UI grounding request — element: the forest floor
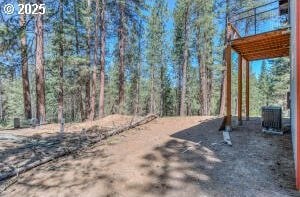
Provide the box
[0,116,299,197]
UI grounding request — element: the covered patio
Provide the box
[224,0,291,130]
[225,27,290,129]
[224,0,300,191]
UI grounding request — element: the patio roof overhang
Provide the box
[231,28,290,61]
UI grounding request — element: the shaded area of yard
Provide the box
[0,115,139,178]
[1,116,299,197]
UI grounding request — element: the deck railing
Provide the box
[229,0,290,38]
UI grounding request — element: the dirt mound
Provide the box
[0,115,137,138]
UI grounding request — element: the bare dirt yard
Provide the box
[0,116,299,197]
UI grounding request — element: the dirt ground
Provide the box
[1,116,299,197]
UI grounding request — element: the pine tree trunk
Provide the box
[85,76,91,119]
[79,87,84,120]
[57,0,64,123]
[99,0,106,118]
[198,32,211,116]
[19,0,32,120]
[71,96,75,120]
[177,71,181,116]
[180,5,189,117]
[219,0,229,116]
[199,58,209,115]
[160,36,165,116]
[197,54,201,115]
[150,64,155,114]
[186,65,191,116]
[134,21,142,115]
[90,0,100,120]
[134,61,140,115]
[73,1,85,121]
[180,60,187,116]
[198,33,213,116]
[207,63,213,114]
[85,0,91,120]
[160,65,164,116]
[35,0,46,123]
[195,12,203,116]
[219,70,226,115]
[118,0,126,114]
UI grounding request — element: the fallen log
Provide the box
[97,114,157,140]
[0,176,18,193]
[0,114,157,183]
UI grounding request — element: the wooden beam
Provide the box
[243,47,290,57]
[233,37,290,50]
[233,36,289,48]
[225,45,232,130]
[231,28,290,45]
[246,60,250,121]
[240,45,290,54]
[246,53,289,61]
[228,23,241,39]
[238,54,243,125]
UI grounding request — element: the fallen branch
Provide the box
[0,114,157,183]
[100,114,157,139]
[0,176,18,193]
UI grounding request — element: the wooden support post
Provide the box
[238,55,243,125]
[246,60,250,121]
[225,45,232,131]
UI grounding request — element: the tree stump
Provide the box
[13,118,20,129]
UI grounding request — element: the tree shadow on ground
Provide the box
[1,139,121,197]
[15,147,120,197]
[0,132,93,174]
[128,117,298,197]
[0,127,124,197]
